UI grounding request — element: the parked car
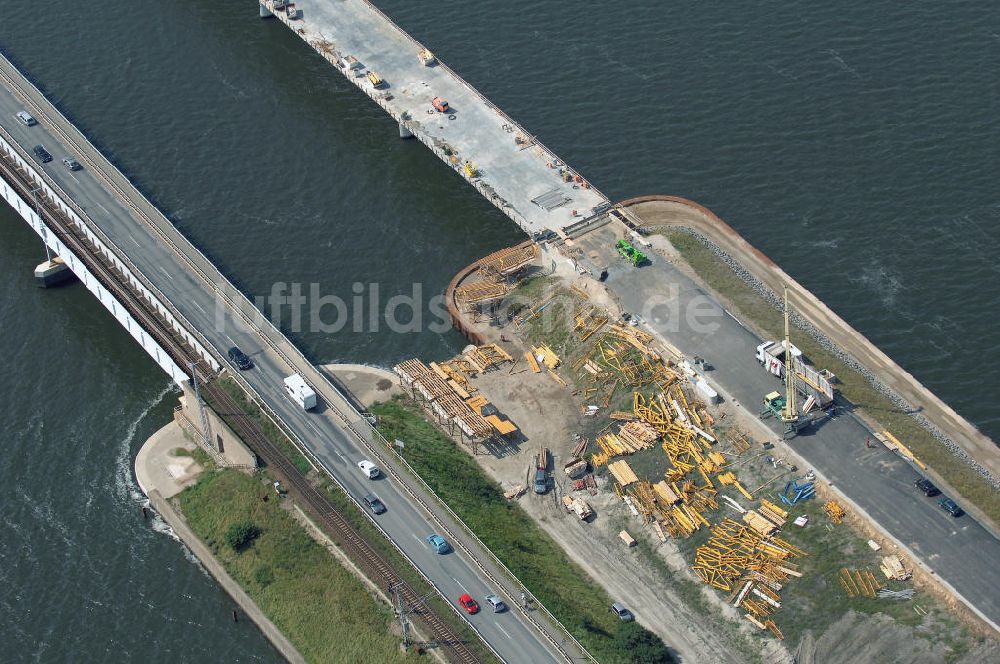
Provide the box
[458,593,479,615]
[357,459,380,479]
[363,493,386,515]
[426,533,450,554]
[16,110,36,126]
[227,346,253,370]
[533,468,547,494]
[485,594,506,613]
[938,497,963,517]
[32,144,52,163]
[62,156,81,171]
[610,602,634,621]
[914,478,940,497]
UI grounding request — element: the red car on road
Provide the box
[458,593,479,614]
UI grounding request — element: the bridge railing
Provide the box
[2,47,594,664]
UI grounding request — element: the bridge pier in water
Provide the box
[34,256,74,287]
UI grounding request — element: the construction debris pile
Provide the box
[824,500,846,524]
[591,421,659,465]
[879,554,912,581]
[692,518,807,640]
[394,344,518,449]
[572,322,680,408]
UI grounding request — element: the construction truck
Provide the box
[755,340,835,411]
[759,287,814,439]
[615,239,647,266]
[534,448,549,494]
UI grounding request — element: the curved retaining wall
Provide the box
[444,239,535,346]
[617,194,1000,489]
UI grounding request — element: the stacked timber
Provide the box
[607,460,639,486]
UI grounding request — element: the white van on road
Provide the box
[284,373,317,410]
[357,460,380,479]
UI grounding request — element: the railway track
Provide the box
[0,147,480,663]
[203,381,481,664]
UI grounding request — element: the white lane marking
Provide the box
[190,299,207,315]
[129,234,140,247]
[412,534,423,545]
[497,625,512,640]
[451,576,461,585]
[94,201,110,216]
[157,265,175,281]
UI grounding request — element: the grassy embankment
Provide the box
[660,230,1000,526]
[371,396,674,664]
[178,466,421,663]
[201,377,497,663]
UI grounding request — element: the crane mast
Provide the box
[782,286,797,423]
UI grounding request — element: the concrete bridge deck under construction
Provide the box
[259,0,610,237]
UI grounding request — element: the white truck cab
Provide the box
[284,373,317,410]
[755,340,801,377]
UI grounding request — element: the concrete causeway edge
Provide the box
[135,422,307,664]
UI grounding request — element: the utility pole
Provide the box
[190,362,215,452]
[390,582,410,649]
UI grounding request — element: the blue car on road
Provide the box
[426,533,450,554]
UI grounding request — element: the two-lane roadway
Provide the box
[0,62,567,663]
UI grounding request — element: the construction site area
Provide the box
[384,230,998,664]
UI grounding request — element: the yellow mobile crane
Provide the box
[761,286,808,439]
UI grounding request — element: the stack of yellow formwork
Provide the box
[607,459,639,487]
[531,344,560,369]
[839,568,882,598]
[574,304,609,342]
[743,510,777,536]
[725,427,753,454]
[758,500,788,528]
[824,500,846,524]
[692,518,807,593]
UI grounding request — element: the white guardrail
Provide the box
[1,53,594,663]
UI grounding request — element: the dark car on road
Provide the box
[914,478,940,497]
[33,144,52,163]
[939,497,963,517]
[227,346,253,370]
[363,493,386,515]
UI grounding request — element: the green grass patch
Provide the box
[371,396,675,664]
[661,230,1000,525]
[178,469,420,663]
[206,379,495,662]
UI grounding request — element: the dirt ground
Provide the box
[438,235,997,664]
[456,273,771,664]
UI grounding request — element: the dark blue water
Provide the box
[1,0,998,658]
